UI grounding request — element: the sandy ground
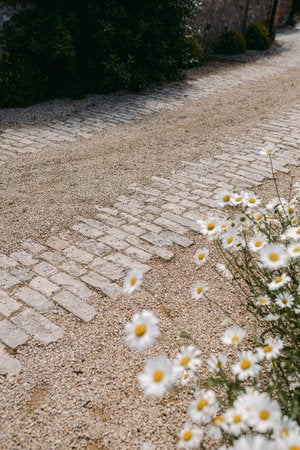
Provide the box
[0,168,298,450]
[0,66,299,253]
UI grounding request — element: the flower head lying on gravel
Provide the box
[125,310,159,351]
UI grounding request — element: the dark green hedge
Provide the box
[0,0,203,107]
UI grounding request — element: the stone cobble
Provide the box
[0,105,299,375]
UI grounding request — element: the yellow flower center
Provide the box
[227,237,234,244]
[241,359,251,370]
[197,253,205,260]
[290,446,300,450]
[249,198,256,204]
[223,195,230,202]
[263,345,272,353]
[256,215,263,221]
[130,276,137,286]
[282,297,288,304]
[197,399,208,410]
[213,415,224,425]
[281,428,289,436]
[183,372,189,380]
[183,431,193,441]
[275,276,282,283]
[293,247,300,253]
[269,253,279,262]
[291,218,297,224]
[180,356,191,366]
[259,410,270,420]
[217,361,223,369]
[197,287,203,295]
[233,415,241,423]
[153,370,164,382]
[232,336,239,343]
[297,228,300,235]
[255,241,262,247]
[260,298,267,304]
[288,207,294,214]
[135,324,147,337]
[266,149,272,154]
[207,223,215,231]
[235,196,243,202]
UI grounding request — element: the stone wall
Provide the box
[0,2,22,28]
[277,0,293,26]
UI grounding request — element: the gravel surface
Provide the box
[0,168,298,450]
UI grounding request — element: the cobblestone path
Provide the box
[0,29,299,163]
[0,102,299,376]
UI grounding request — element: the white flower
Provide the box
[288,373,300,391]
[268,273,291,290]
[231,351,260,380]
[207,353,227,373]
[236,213,251,227]
[189,390,218,424]
[252,210,266,223]
[221,327,246,345]
[198,218,220,236]
[222,231,239,249]
[192,281,207,301]
[223,408,248,436]
[206,416,225,440]
[229,434,273,450]
[256,337,283,361]
[287,243,300,258]
[125,310,159,351]
[249,234,267,252]
[174,346,202,372]
[245,192,261,208]
[177,423,203,449]
[177,369,194,386]
[124,269,143,294]
[193,248,209,266]
[260,142,275,156]
[216,263,233,280]
[217,191,233,207]
[260,244,289,270]
[275,431,300,450]
[256,295,271,306]
[231,193,245,206]
[244,393,282,433]
[273,416,300,440]
[275,292,294,309]
[138,357,174,397]
[264,313,280,322]
[284,226,300,241]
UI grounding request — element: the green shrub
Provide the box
[216,29,246,55]
[0,0,200,107]
[183,36,205,68]
[245,22,272,51]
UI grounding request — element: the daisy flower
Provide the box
[291,216,299,226]
[221,326,246,345]
[216,263,233,280]
[260,142,275,156]
[275,292,294,309]
[124,269,143,294]
[244,393,282,433]
[268,273,291,290]
[245,192,261,208]
[138,357,174,397]
[188,390,218,424]
[193,248,209,267]
[192,281,207,301]
[264,313,280,322]
[252,210,266,224]
[273,416,300,440]
[230,435,273,450]
[207,353,227,373]
[177,423,203,449]
[177,369,194,387]
[256,295,271,306]
[249,234,267,252]
[275,431,300,450]
[222,231,239,249]
[174,346,202,372]
[287,242,300,258]
[260,244,289,270]
[217,191,233,207]
[206,416,224,440]
[288,373,300,391]
[236,213,250,227]
[125,310,159,351]
[231,351,260,380]
[198,218,220,236]
[284,225,300,241]
[231,193,245,206]
[256,337,283,361]
[223,408,248,436]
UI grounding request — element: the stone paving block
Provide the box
[63,246,94,265]
[122,224,144,236]
[160,211,199,231]
[125,235,174,260]
[12,308,64,346]
[105,252,150,273]
[53,290,96,322]
[59,261,87,277]
[160,231,193,248]
[106,227,128,240]
[45,236,70,251]
[21,240,46,254]
[0,253,18,269]
[154,217,187,235]
[29,276,60,297]
[81,271,123,300]
[0,270,20,289]
[41,251,65,265]
[10,251,38,267]
[72,222,103,239]
[9,267,33,283]
[89,258,124,281]
[50,272,93,299]
[79,239,111,257]
[0,290,21,317]
[33,261,58,277]
[161,203,186,215]
[98,235,130,251]
[0,320,29,349]
[124,247,152,263]
[14,286,53,312]
[0,344,21,377]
